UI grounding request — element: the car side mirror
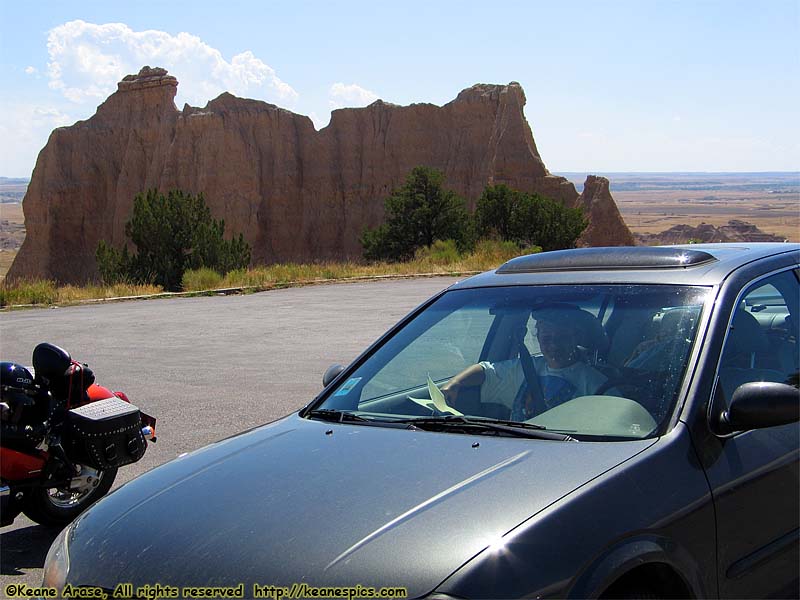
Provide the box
[322,364,345,388]
[720,381,799,431]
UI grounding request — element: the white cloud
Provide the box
[0,103,74,177]
[2,20,300,177]
[328,82,379,110]
[45,20,297,108]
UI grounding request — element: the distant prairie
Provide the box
[0,177,28,204]
[557,172,799,242]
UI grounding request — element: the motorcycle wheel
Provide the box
[21,465,117,527]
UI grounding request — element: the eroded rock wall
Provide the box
[9,68,634,284]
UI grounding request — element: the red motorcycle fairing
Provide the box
[82,383,115,405]
[0,446,47,480]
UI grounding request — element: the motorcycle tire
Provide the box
[21,466,117,527]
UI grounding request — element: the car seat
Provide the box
[718,309,785,403]
[625,307,700,372]
[569,308,610,367]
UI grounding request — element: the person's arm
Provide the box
[441,363,486,404]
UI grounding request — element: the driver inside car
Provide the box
[441,306,611,420]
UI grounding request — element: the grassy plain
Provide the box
[0,179,27,203]
[615,190,798,241]
[0,249,17,279]
[558,172,799,242]
[0,202,24,279]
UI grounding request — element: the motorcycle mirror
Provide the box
[32,343,72,381]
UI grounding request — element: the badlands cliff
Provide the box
[9,67,634,284]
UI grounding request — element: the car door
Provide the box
[704,268,799,598]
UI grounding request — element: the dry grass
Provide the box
[186,239,534,291]
[2,239,533,307]
[0,280,163,307]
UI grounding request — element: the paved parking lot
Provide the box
[0,276,460,588]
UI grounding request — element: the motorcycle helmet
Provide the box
[0,361,36,408]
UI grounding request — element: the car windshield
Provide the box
[318,284,712,440]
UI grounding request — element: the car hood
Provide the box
[67,414,654,597]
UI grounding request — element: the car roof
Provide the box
[451,243,800,289]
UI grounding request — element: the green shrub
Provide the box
[96,240,133,285]
[476,185,587,251]
[96,189,251,291]
[475,185,517,240]
[414,239,462,265]
[361,166,474,262]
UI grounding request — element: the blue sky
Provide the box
[1,0,798,177]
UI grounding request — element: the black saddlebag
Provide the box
[64,396,147,470]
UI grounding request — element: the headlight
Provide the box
[42,523,71,590]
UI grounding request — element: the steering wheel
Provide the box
[594,369,657,396]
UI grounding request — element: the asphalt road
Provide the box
[0,276,460,590]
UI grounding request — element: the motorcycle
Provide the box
[0,342,156,527]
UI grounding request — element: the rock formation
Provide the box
[577,176,635,247]
[636,220,786,246]
[9,67,634,284]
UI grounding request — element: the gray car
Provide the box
[42,244,799,599]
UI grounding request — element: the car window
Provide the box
[360,306,494,400]
[717,271,800,403]
[322,285,711,440]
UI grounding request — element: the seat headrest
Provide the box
[723,310,768,367]
[532,304,609,355]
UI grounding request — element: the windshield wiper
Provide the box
[393,415,577,441]
[306,408,370,423]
